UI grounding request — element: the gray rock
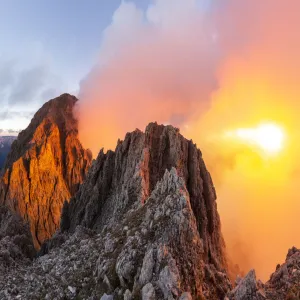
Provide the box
[139,247,155,285]
[0,123,233,300]
[179,292,193,300]
[124,289,132,300]
[231,270,258,300]
[100,293,113,300]
[68,286,76,294]
[159,265,180,298]
[142,283,156,300]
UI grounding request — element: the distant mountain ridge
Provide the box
[0,136,17,169]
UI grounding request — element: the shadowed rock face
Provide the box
[0,94,92,248]
[60,122,230,298]
[0,205,35,266]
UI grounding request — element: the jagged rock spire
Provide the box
[0,94,92,248]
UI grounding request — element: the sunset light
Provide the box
[228,123,285,154]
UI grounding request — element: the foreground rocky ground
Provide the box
[2,170,300,299]
[0,169,231,299]
[228,247,300,300]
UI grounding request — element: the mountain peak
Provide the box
[0,94,92,248]
[60,122,229,298]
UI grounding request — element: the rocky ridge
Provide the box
[61,122,227,276]
[0,94,92,248]
[0,122,232,299]
[228,247,300,300]
[1,100,299,299]
[0,168,231,299]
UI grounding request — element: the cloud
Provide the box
[0,46,66,132]
[8,65,49,105]
[0,110,35,121]
[77,0,300,281]
[0,128,20,136]
[0,58,62,108]
[78,0,219,151]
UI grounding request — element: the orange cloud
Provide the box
[78,0,300,281]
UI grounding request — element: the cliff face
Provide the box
[63,123,226,270]
[58,122,230,298]
[0,94,92,248]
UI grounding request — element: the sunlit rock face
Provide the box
[0,94,92,248]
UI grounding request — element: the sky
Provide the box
[0,0,150,134]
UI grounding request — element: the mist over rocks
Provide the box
[0,94,92,248]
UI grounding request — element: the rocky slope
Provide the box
[56,122,231,299]
[228,247,300,300]
[1,117,299,299]
[0,168,231,299]
[0,205,35,271]
[62,123,227,273]
[0,94,92,248]
[0,136,16,170]
[0,122,232,299]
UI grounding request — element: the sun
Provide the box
[229,123,285,154]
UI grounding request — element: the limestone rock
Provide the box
[0,205,35,272]
[142,283,156,300]
[229,270,261,300]
[62,122,227,273]
[0,122,231,299]
[0,168,231,299]
[0,94,92,248]
[265,247,300,299]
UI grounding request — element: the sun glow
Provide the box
[228,123,285,154]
